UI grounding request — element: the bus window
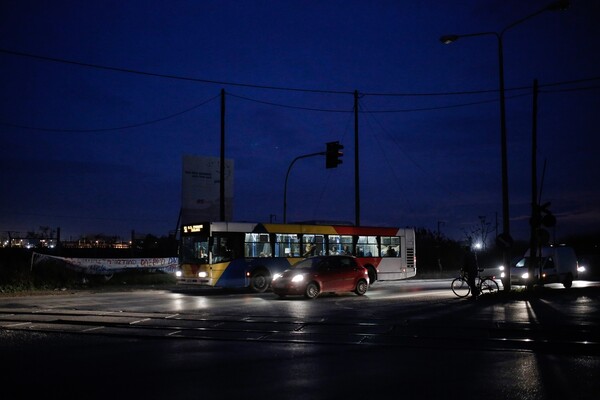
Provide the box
[357,235,379,257]
[302,234,325,257]
[381,236,400,257]
[328,234,353,255]
[212,233,244,263]
[212,236,230,262]
[244,233,272,257]
[181,236,208,263]
[275,233,300,257]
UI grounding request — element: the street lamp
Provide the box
[283,151,325,224]
[440,0,569,291]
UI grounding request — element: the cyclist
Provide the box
[463,244,479,300]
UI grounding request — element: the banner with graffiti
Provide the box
[31,253,179,275]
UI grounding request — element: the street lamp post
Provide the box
[440,0,569,291]
[283,152,325,224]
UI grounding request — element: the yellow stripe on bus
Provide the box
[210,262,229,283]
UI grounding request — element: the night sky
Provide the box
[1,0,599,243]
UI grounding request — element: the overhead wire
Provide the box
[3,47,597,97]
[0,48,354,95]
[359,98,464,202]
[227,92,352,113]
[0,47,597,134]
[0,93,220,133]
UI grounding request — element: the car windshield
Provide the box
[514,256,550,269]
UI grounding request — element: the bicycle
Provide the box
[451,268,499,298]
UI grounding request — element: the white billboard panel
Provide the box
[181,155,233,223]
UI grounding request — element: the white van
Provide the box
[508,246,578,288]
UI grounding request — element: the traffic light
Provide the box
[530,202,556,246]
[530,201,556,228]
[325,141,344,169]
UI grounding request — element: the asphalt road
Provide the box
[1,279,598,399]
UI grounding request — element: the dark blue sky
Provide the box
[1,0,599,242]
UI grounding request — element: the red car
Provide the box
[271,255,370,299]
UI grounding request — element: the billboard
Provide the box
[181,155,233,224]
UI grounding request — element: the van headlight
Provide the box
[521,272,529,280]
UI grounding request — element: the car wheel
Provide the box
[304,282,320,299]
[249,271,270,293]
[355,279,368,295]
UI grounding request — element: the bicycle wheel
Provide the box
[451,277,470,298]
[479,278,499,295]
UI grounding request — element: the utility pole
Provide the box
[437,220,445,238]
[529,79,539,285]
[220,88,225,221]
[354,90,360,227]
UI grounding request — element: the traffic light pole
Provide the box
[220,88,226,221]
[529,79,539,285]
[283,152,325,224]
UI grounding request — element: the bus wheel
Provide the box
[366,266,377,284]
[563,274,573,289]
[250,271,270,293]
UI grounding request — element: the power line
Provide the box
[0,93,220,133]
[228,92,352,113]
[229,91,535,114]
[4,47,597,97]
[1,84,596,134]
[0,48,353,95]
[2,87,593,134]
[541,84,600,94]
[359,99,463,201]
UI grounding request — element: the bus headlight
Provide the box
[198,271,207,278]
[175,270,182,278]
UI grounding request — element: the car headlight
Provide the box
[291,274,304,283]
[272,273,282,281]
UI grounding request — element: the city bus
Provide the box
[176,221,416,292]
